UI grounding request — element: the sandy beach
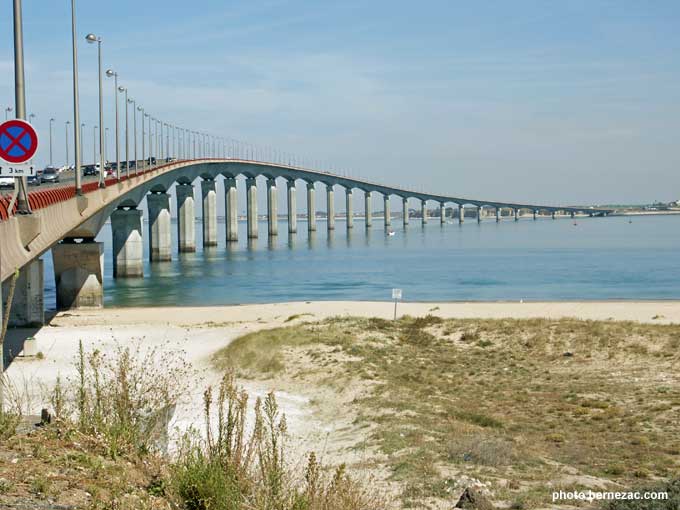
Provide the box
[7,299,680,425]
[4,300,680,508]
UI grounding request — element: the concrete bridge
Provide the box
[0,157,611,326]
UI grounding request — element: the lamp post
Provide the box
[105,127,109,163]
[137,106,144,170]
[65,120,70,167]
[49,117,54,166]
[106,69,120,180]
[129,98,136,174]
[119,86,128,176]
[85,33,105,188]
[79,123,84,165]
[92,125,97,169]
[4,106,12,120]
[70,0,82,193]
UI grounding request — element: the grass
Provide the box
[0,341,385,510]
[213,316,680,508]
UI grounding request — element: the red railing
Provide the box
[0,159,197,222]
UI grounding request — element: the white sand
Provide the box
[6,300,679,455]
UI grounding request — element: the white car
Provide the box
[0,175,15,189]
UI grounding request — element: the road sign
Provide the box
[0,119,39,164]
[392,288,402,300]
[0,162,35,177]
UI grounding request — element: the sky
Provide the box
[1,0,679,205]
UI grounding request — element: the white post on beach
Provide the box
[392,288,402,320]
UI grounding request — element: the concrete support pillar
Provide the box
[267,178,278,236]
[496,207,500,222]
[224,177,238,242]
[2,259,44,326]
[384,195,391,227]
[570,211,575,219]
[552,211,556,220]
[287,180,297,234]
[346,188,354,229]
[514,209,519,221]
[52,240,104,309]
[327,185,335,231]
[440,203,446,224]
[111,208,143,278]
[176,183,196,252]
[365,191,372,228]
[147,191,172,261]
[477,206,482,223]
[402,197,409,226]
[533,209,538,220]
[201,178,218,247]
[246,177,258,239]
[459,205,464,224]
[307,182,316,231]
[421,199,428,224]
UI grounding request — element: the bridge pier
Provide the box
[224,177,238,242]
[570,211,575,219]
[440,203,446,224]
[201,178,218,247]
[2,259,44,326]
[552,211,556,219]
[402,198,409,226]
[496,207,500,222]
[52,239,104,309]
[327,185,335,231]
[246,177,258,238]
[346,189,354,229]
[111,207,144,278]
[147,191,172,261]
[421,199,428,224]
[533,209,538,220]
[176,183,196,252]
[477,206,482,223]
[459,205,464,224]
[384,195,391,227]
[514,209,519,221]
[365,191,372,228]
[307,182,316,231]
[267,178,278,236]
[287,180,297,234]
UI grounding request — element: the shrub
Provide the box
[171,373,385,510]
[54,340,192,457]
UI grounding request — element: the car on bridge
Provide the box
[40,167,60,184]
[27,170,42,186]
[0,175,14,189]
[83,164,100,176]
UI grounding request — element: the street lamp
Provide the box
[106,69,120,179]
[79,123,85,166]
[70,0,82,194]
[86,32,105,188]
[49,117,54,166]
[137,106,144,170]
[105,127,109,163]
[92,125,97,169]
[119,85,129,177]
[64,120,71,167]
[128,97,136,174]
[4,106,12,120]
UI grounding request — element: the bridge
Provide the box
[0,155,611,327]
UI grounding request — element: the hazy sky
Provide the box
[1,0,679,205]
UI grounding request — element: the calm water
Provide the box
[40,214,680,308]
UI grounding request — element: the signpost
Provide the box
[0,119,39,176]
[392,288,402,320]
